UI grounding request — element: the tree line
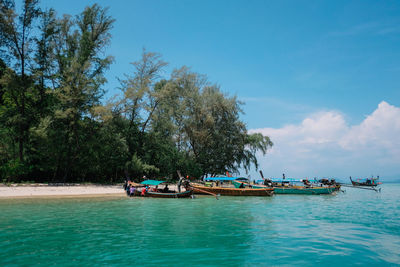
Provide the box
[0,0,272,183]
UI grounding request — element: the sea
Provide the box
[1,184,399,266]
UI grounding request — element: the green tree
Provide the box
[0,0,40,162]
[45,4,114,181]
[158,67,273,176]
[33,8,56,116]
[1,1,272,183]
[118,49,168,157]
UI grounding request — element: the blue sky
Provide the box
[40,0,400,180]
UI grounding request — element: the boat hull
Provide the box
[273,186,335,194]
[145,190,193,198]
[129,189,193,198]
[350,176,380,186]
[191,184,273,196]
[232,180,336,194]
[350,180,378,187]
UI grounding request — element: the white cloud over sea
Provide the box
[249,101,400,181]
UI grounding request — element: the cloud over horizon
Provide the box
[249,101,400,180]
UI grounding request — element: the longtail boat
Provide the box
[350,176,381,187]
[190,183,274,196]
[127,180,193,198]
[145,190,193,198]
[272,186,336,194]
[232,180,336,195]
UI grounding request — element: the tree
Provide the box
[1,2,272,183]
[33,8,56,116]
[45,4,115,181]
[0,0,40,162]
[118,49,168,157]
[158,67,273,176]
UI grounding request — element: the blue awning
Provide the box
[205,176,241,181]
[270,178,303,183]
[140,180,165,186]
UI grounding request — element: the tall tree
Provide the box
[1,2,272,183]
[0,0,40,162]
[158,67,273,176]
[48,4,114,181]
[33,8,56,115]
[118,50,167,157]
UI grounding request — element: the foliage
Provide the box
[0,1,273,183]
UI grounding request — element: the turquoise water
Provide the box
[1,184,400,266]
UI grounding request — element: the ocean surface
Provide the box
[1,184,399,266]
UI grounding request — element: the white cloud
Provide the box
[249,101,400,180]
[340,101,400,152]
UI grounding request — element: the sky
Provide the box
[40,0,400,181]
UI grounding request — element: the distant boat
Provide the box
[190,183,274,196]
[350,176,381,187]
[232,180,336,195]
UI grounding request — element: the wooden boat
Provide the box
[145,190,193,198]
[127,180,193,198]
[273,186,336,194]
[191,183,274,196]
[350,176,380,187]
[233,180,336,195]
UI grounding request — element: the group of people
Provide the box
[123,182,135,197]
[124,181,138,197]
[124,181,172,197]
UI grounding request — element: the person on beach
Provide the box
[129,187,136,196]
[123,180,127,190]
[141,187,146,196]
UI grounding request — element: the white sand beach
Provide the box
[0,184,181,198]
[0,184,126,198]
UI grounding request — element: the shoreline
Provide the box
[0,184,126,199]
[0,183,180,199]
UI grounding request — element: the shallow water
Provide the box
[1,184,399,266]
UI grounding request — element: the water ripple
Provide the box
[1,185,400,266]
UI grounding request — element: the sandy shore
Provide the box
[0,184,181,198]
[0,184,126,198]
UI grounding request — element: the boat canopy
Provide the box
[205,176,241,181]
[270,178,308,183]
[140,180,165,186]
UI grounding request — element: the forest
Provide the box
[0,0,272,183]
